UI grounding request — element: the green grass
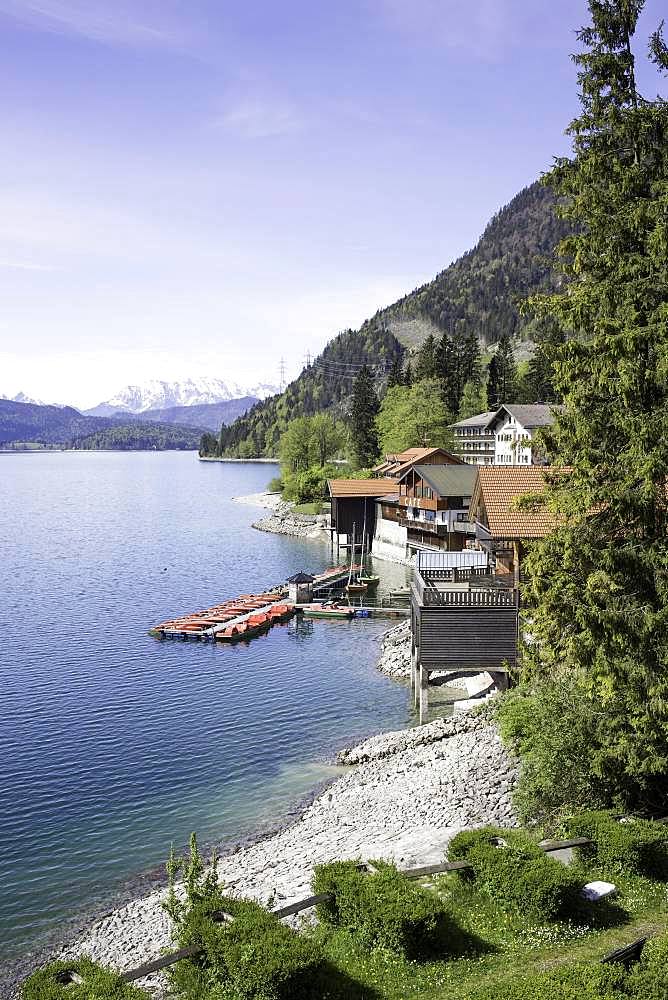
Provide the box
[293,502,323,515]
[301,869,668,1000]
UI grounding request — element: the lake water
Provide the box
[0,452,412,971]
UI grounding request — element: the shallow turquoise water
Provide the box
[0,453,411,968]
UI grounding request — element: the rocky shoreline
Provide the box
[232,490,331,540]
[7,626,516,998]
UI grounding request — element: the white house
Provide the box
[449,411,496,465]
[486,404,557,466]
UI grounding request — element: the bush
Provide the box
[448,827,582,921]
[282,465,337,503]
[627,932,668,999]
[164,834,322,1000]
[564,811,668,879]
[466,961,627,1000]
[171,894,323,1000]
[21,958,148,1000]
[312,859,452,958]
[266,475,283,493]
[496,676,613,829]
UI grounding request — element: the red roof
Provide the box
[328,478,400,498]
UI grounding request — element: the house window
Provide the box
[400,484,406,495]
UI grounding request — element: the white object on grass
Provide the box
[581,880,616,902]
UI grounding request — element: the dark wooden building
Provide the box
[328,478,399,548]
[410,553,519,724]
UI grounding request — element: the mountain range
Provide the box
[0,378,276,445]
[84,377,278,417]
[0,399,206,450]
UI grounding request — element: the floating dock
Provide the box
[149,564,404,643]
[150,592,294,642]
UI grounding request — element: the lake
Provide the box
[0,452,412,971]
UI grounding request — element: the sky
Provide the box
[0,0,665,408]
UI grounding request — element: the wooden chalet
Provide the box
[379,464,478,553]
[372,447,463,479]
[329,446,462,554]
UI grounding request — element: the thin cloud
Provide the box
[373,0,529,58]
[0,0,182,46]
[219,96,306,139]
[0,259,59,271]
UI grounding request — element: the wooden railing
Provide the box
[93,833,662,986]
[421,588,519,608]
[397,515,448,537]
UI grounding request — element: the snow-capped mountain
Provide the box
[85,378,279,417]
[1,391,66,408]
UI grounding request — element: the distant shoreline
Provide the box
[199,456,279,463]
[0,448,200,455]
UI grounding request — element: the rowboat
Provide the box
[301,603,355,620]
[358,574,380,589]
[215,618,270,642]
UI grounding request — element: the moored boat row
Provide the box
[149,591,293,641]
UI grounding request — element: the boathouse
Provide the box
[328,478,399,551]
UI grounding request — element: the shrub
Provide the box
[21,958,148,1000]
[496,676,613,829]
[448,827,582,921]
[627,932,668,999]
[171,894,323,1000]
[266,475,283,493]
[282,465,336,504]
[564,811,668,879]
[312,859,452,958]
[466,961,627,1000]
[164,834,322,1000]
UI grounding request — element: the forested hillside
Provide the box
[219,324,403,457]
[215,180,571,458]
[0,399,203,450]
[0,399,112,445]
[382,182,570,347]
[71,422,202,450]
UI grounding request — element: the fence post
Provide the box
[419,666,428,725]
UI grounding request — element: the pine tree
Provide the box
[387,356,403,389]
[460,332,483,388]
[522,1,668,808]
[487,333,516,408]
[414,334,438,381]
[350,365,380,468]
[437,333,457,412]
[487,354,501,410]
[524,319,566,402]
